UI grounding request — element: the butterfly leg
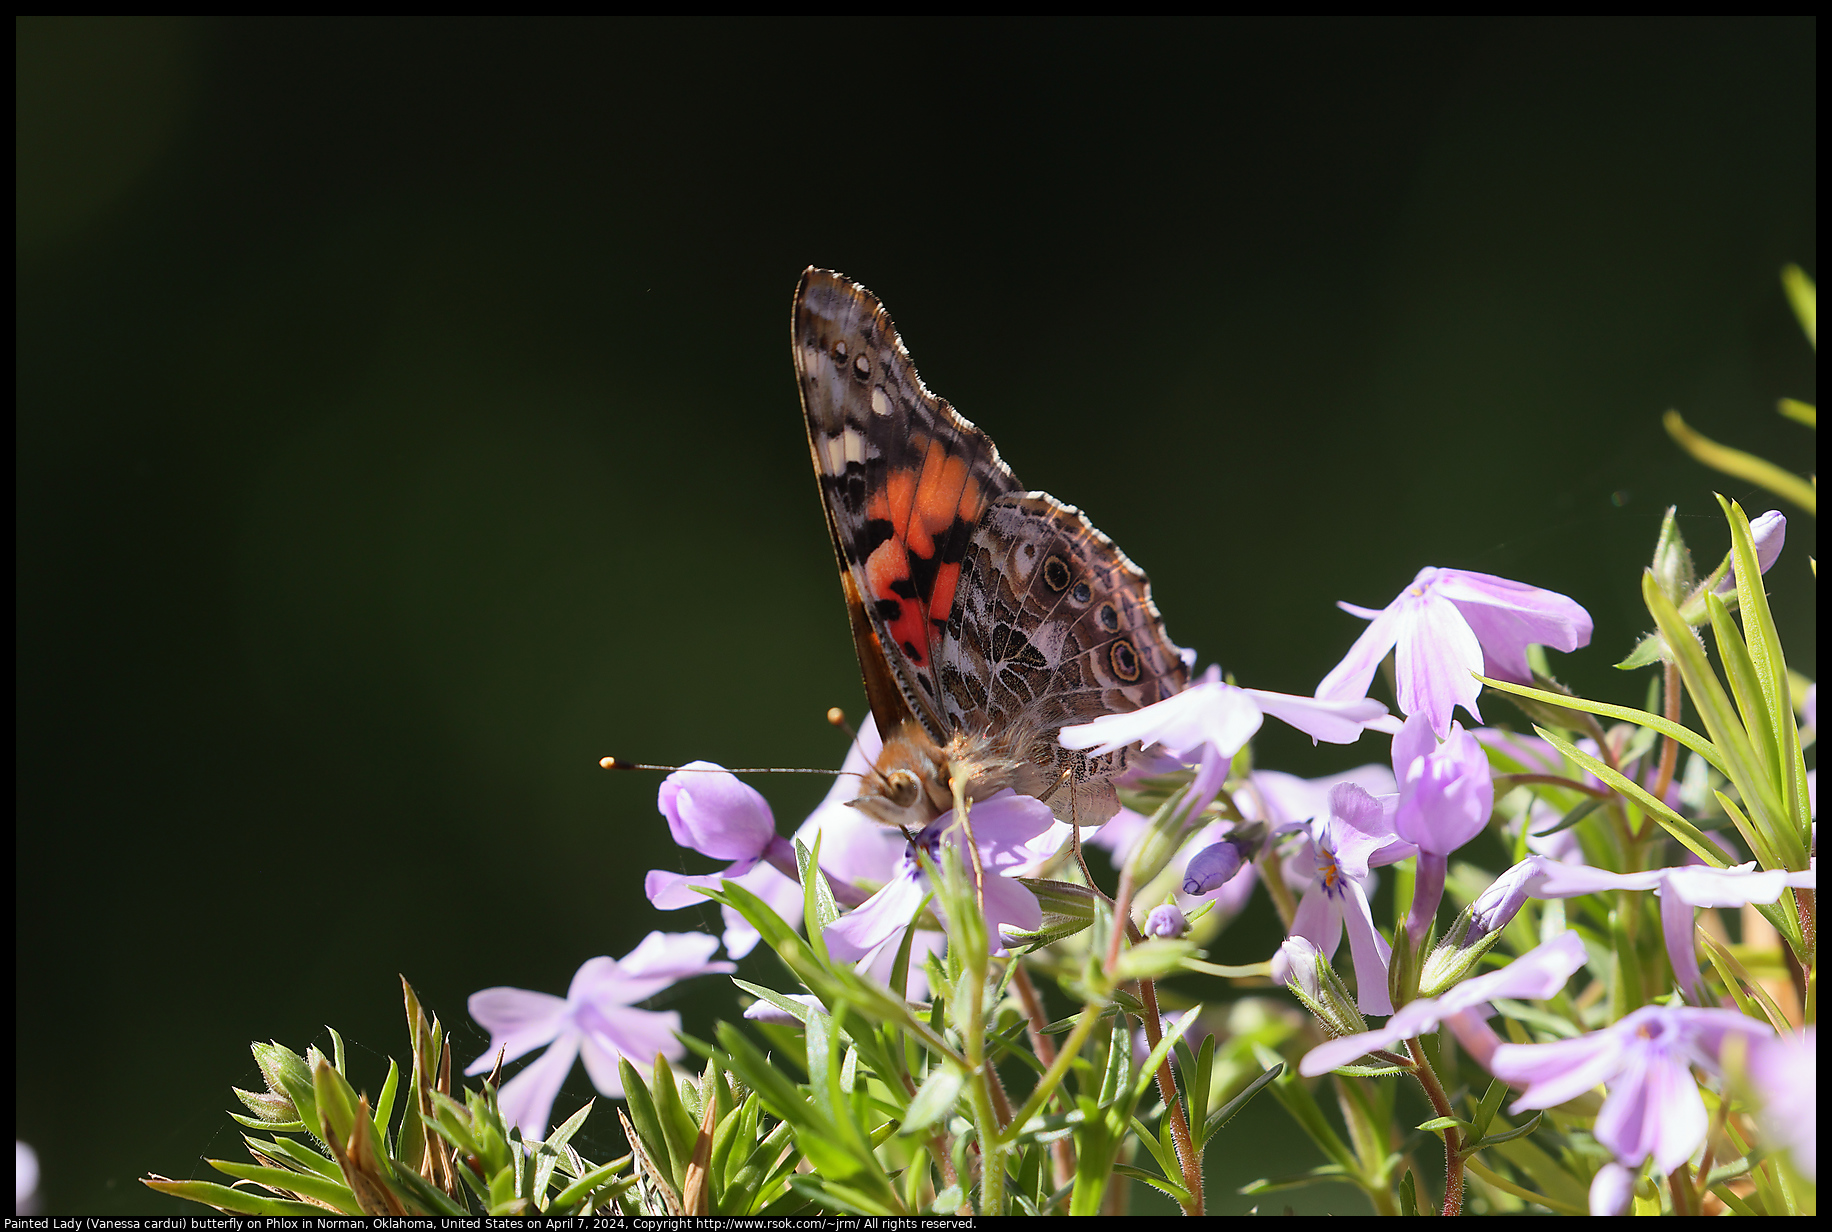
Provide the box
[947,767,988,916]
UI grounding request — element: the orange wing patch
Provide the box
[861,434,988,668]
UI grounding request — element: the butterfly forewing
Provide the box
[793,266,1190,826]
[793,268,1025,742]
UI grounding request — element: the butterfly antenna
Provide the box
[599,756,856,777]
[826,706,897,793]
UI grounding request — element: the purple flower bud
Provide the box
[1182,837,1247,895]
[1144,902,1189,939]
[1589,1163,1636,1216]
[1468,856,1541,942]
[1717,510,1787,593]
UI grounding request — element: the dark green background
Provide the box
[17,17,1815,1215]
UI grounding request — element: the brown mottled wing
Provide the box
[938,493,1191,821]
[793,267,1025,742]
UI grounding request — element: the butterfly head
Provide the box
[847,720,953,829]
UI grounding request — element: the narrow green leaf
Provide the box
[1642,571,1773,811]
[901,1062,964,1135]
[1781,263,1815,348]
[1468,1077,1508,1144]
[371,1057,400,1148]
[1467,1111,1544,1150]
[207,1160,362,1213]
[796,834,839,963]
[1664,413,1816,514]
[1476,674,1730,780]
[1533,726,1732,867]
[141,1177,328,1216]
[1416,1115,1470,1135]
[1706,591,1784,800]
[1110,1163,1192,1205]
[1777,397,1816,428]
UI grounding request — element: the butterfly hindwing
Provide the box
[939,492,1190,819]
[793,268,1025,741]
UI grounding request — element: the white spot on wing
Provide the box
[871,386,892,417]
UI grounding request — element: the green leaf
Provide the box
[901,1062,965,1136]
[617,1057,671,1184]
[371,1057,400,1148]
[1468,1076,1508,1144]
[1201,1063,1281,1146]
[1110,1163,1192,1205]
[1467,1111,1544,1150]
[1776,398,1815,428]
[1781,263,1815,348]
[141,1177,329,1216]
[1416,1115,1470,1135]
[207,1160,363,1214]
[1397,1169,1419,1216]
[1664,412,1817,514]
[1533,725,1733,867]
[1476,674,1730,780]
[796,835,840,963]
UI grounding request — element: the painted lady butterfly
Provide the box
[794,268,1190,831]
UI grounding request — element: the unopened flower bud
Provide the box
[1469,856,1540,940]
[1589,1162,1637,1217]
[1182,837,1249,895]
[1419,857,1542,997]
[1144,902,1188,939]
[1717,510,1787,594]
[742,994,822,1026]
[1276,936,1368,1039]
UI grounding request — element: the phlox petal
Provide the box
[495,1032,580,1140]
[1493,1030,1629,1112]
[824,871,927,964]
[1593,1049,1708,1174]
[1395,589,1485,736]
[1340,878,1394,1016]
[659,764,778,860]
[1434,570,1592,684]
[1316,599,1410,704]
[465,987,569,1075]
[1242,688,1390,745]
[577,1006,683,1098]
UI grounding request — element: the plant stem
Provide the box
[1134,967,1205,1215]
[1010,963,1076,1189]
[1259,842,1297,932]
[1405,1036,1463,1217]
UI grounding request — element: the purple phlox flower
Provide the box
[1490,1003,1774,1173]
[1526,860,1815,1001]
[1317,566,1593,738]
[1008,818,1108,879]
[1747,1026,1815,1181]
[822,790,1054,965]
[1144,901,1189,939]
[466,932,735,1139]
[1301,930,1588,1077]
[1061,666,1390,824]
[644,762,804,958]
[1589,1163,1637,1217]
[1716,510,1787,594]
[1392,713,1495,945]
[1280,782,1415,1016]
